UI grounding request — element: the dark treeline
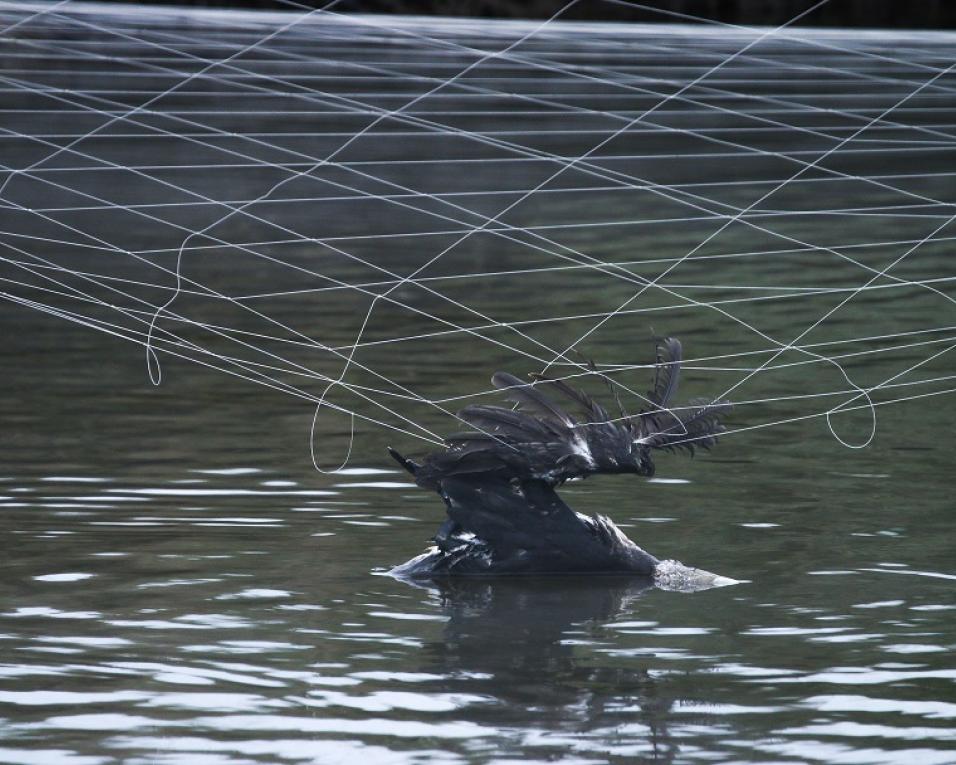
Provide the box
[93,0,956,30]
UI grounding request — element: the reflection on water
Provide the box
[415,578,679,762]
[2,4,956,765]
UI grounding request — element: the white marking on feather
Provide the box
[571,435,595,467]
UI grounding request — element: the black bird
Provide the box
[391,474,663,576]
[388,337,733,581]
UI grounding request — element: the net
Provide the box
[2,0,955,466]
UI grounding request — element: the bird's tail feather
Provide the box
[645,398,731,455]
[648,336,682,408]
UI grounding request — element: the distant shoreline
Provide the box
[80,0,956,31]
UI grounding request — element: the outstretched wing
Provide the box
[527,371,611,424]
[448,371,626,482]
[525,368,634,446]
[402,335,730,488]
[448,372,575,449]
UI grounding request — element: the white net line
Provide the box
[1,0,954,464]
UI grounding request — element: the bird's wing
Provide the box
[452,373,575,467]
[454,402,563,443]
[526,371,611,424]
[520,369,634,453]
[490,371,577,429]
[453,372,632,480]
[444,421,591,482]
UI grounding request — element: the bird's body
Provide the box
[389,337,731,578]
[390,475,659,577]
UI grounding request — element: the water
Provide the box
[2,5,956,763]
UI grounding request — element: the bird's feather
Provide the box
[645,397,732,455]
[648,337,682,408]
[397,336,729,491]
[491,371,575,428]
[528,372,611,423]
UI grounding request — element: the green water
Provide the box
[1,5,955,764]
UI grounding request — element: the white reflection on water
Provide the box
[32,573,95,582]
[0,748,110,765]
[805,695,956,719]
[332,481,417,489]
[107,737,463,764]
[334,468,399,476]
[215,589,294,600]
[0,691,149,706]
[3,608,101,620]
[756,741,956,765]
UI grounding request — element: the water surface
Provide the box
[1,5,955,764]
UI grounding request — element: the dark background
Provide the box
[90,0,956,30]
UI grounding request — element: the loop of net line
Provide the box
[7,281,954,455]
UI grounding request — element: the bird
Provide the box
[388,336,732,580]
